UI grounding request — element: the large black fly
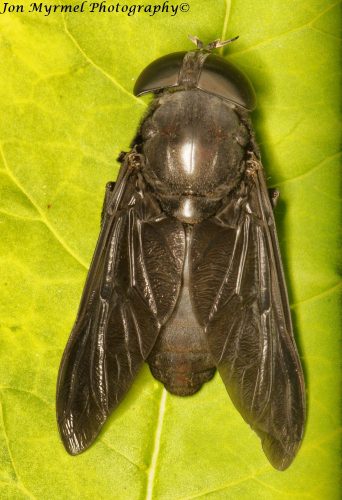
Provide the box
[57,36,306,470]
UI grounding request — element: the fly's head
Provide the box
[133,35,256,111]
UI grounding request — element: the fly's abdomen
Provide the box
[147,225,216,396]
[148,327,216,396]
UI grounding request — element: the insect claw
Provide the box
[246,151,261,176]
[127,150,144,170]
[117,151,128,163]
[268,188,280,209]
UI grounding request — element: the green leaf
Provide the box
[0,0,340,498]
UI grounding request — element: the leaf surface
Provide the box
[0,1,340,498]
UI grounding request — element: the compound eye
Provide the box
[134,50,256,111]
[134,52,186,96]
[198,54,256,111]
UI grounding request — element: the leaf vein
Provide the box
[220,0,232,48]
[270,151,341,188]
[0,144,88,269]
[99,438,146,472]
[0,209,40,222]
[0,387,52,408]
[290,281,341,309]
[61,13,146,107]
[231,1,341,57]
[180,466,270,499]
[0,395,37,499]
[145,387,167,500]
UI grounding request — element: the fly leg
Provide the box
[101,181,116,227]
[268,188,279,210]
[246,151,279,211]
[100,149,132,226]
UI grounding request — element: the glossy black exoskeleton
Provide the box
[57,36,306,470]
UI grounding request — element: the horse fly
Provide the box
[57,36,305,470]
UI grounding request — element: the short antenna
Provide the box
[188,35,239,51]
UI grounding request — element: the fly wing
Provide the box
[191,157,305,470]
[57,160,185,454]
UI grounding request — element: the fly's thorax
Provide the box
[156,194,224,224]
[140,89,250,222]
